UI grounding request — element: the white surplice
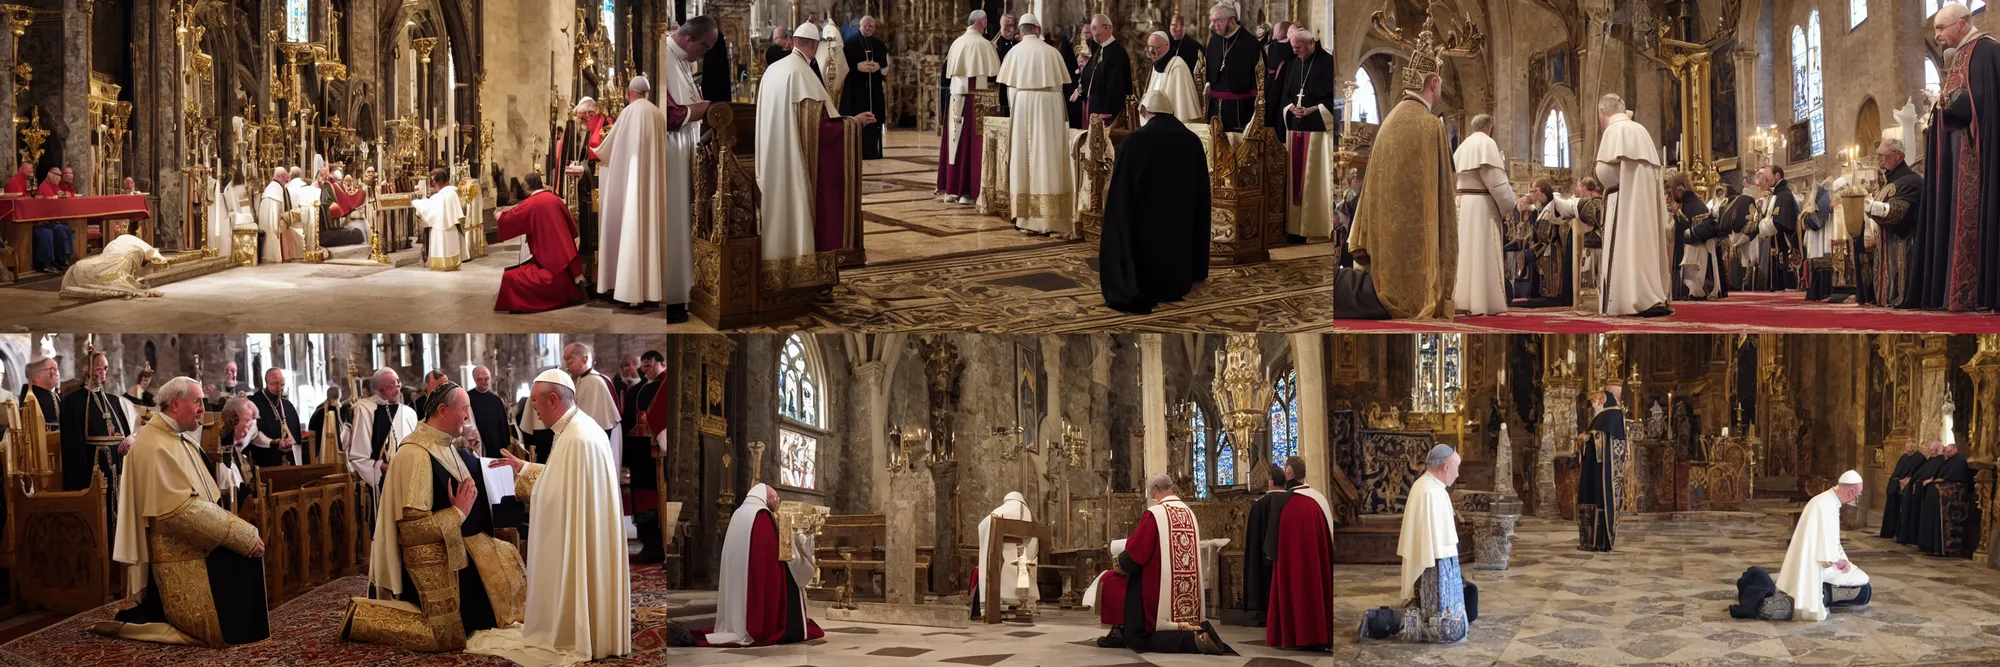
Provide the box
[467,407,630,666]
[995,35,1074,235]
[1775,488,1850,622]
[658,37,704,306]
[945,28,1000,165]
[705,483,818,646]
[61,234,167,299]
[1146,57,1203,122]
[755,51,840,263]
[256,180,300,263]
[344,395,418,490]
[1594,113,1673,315]
[1451,130,1516,315]
[412,185,467,271]
[1397,471,1459,601]
[596,97,673,304]
[973,492,1038,606]
[1284,102,1339,240]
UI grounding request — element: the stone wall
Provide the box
[481,1,575,190]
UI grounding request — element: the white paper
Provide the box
[1109,538,1127,558]
[479,458,516,505]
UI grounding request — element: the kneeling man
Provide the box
[1767,470,1871,621]
[342,382,545,651]
[699,483,825,646]
[1362,445,1470,643]
[95,377,270,647]
[1090,474,1234,655]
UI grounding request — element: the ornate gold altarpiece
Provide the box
[689,104,843,329]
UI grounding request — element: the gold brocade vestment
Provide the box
[1347,95,1458,319]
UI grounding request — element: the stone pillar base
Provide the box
[1470,498,1523,571]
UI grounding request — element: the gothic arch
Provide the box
[1535,85,1583,178]
[1855,96,1881,159]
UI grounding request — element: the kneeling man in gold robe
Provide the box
[341,381,546,652]
[95,376,270,647]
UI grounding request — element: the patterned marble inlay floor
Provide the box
[1334,517,2000,666]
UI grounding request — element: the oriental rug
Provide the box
[0,566,683,667]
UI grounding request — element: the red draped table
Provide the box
[0,194,153,281]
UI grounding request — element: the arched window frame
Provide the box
[1541,108,1571,168]
[1269,368,1301,464]
[1189,403,1211,498]
[1412,334,1464,414]
[1792,13,1827,157]
[777,335,825,490]
[1347,67,1381,123]
[286,0,311,42]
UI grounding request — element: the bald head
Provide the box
[1090,15,1113,42]
[563,342,592,375]
[1937,3,1974,47]
[264,367,287,395]
[272,167,288,183]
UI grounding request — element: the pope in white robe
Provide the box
[412,172,468,271]
[468,370,631,666]
[939,14,1000,203]
[597,76,675,306]
[1593,96,1673,316]
[1774,471,1867,622]
[345,371,420,492]
[973,491,1039,611]
[1361,445,1468,644]
[1451,119,1516,315]
[256,169,302,264]
[757,24,847,269]
[996,14,1075,236]
[519,344,623,467]
[1142,32,1202,123]
[657,35,711,312]
[61,234,168,299]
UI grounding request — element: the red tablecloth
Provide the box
[0,194,152,223]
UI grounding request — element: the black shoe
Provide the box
[630,549,665,565]
[667,303,689,323]
[1637,304,1675,318]
[1095,627,1127,649]
[1287,234,1307,244]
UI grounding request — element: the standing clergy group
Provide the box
[1887,436,1980,559]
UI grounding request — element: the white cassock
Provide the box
[596,96,673,304]
[973,492,1038,607]
[755,51,840,264]
[344,395,418,491]
[412,184,467,271]
[1145,57,1202,123]
[61,234,168,299]
[205,178,232,257]
[1594,112,1673,315]
[1775,488,1852,622]
[657,38,704,306]
[256,180,300,263]
[1397,471,1458,601]
[518,370,623,467]
[467,407,630,666]
[287,178,324,254]
[1451,130,1515,315]
[944,28,1000,167]
[996,35,1075,235]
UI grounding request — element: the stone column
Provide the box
[1141,335,1167,479]
[62,0,90,193]
[1538,382,1578,519]
[0,13,13,166]
[885,500,917,604]
[1290,334,1330,490]
[855,360,889,509]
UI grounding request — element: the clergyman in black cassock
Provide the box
[701,31,734,103]
[1243,464,1290,627]
[1577,389,1623,552]
[1896,448,1944,546]
[468,375,513,459]
[248,387,305,467]
[1079,34,1132,123]
[1205,14,1263,132]
[60,382,132,492]
[1261,30,1296,133]
[1915,11,2000,311]
[1866,153,1925,308]
[1763,174,1800,292]
[841,22,890,159]
[1917,446,1978,557]
[1878,444,1925,539]
[1098,93,1210,314]
[624,356,667,563]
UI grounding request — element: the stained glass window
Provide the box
[1412,334,1464,414]
[778,429,818,489]
[1851,0,1867,28]
[1926,59,1942,92]
[1541,109,1570,168]
[602,0,618,80]
[1189,404,1210,498]
[1347,67,1380,123]
[536,334,561,369]
[778,335,821,427]
[1792,14,1826,157]
[286,0,309,42]
[1269,369,1300,464]
[1217,431,1236,489]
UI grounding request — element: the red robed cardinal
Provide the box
[696,484,824,647]
[329,181,368,220]
[35,178,62,198]
[1095,495,1204,631]
[1265,483,1337,650]
[494,189,585,313]
[3,171,29,194]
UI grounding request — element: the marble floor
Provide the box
[0,129,1331,333]
[1333,516,2000,666]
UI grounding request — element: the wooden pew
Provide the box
[7,397,111,615]
[807,513,932,606]
[236,463,362,605]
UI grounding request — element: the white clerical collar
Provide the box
[1611,112,1632,124]
[1098,36,1116,47]
[553,406,582,435]
[155,412,182,433]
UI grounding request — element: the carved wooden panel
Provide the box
[10,472,110,615]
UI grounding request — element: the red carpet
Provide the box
[0,566,679,666]
[1337,292,2000,333]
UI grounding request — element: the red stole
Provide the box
[331,183,368,218]
[1097,499,1203,631]
[1946,37,1985,312]
[1265,489,1337,648]
[585,114,609,160]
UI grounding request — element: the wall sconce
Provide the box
[1061,421,1088,469]
[995,425,1024,461]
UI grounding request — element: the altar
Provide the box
[0,194,153,281]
